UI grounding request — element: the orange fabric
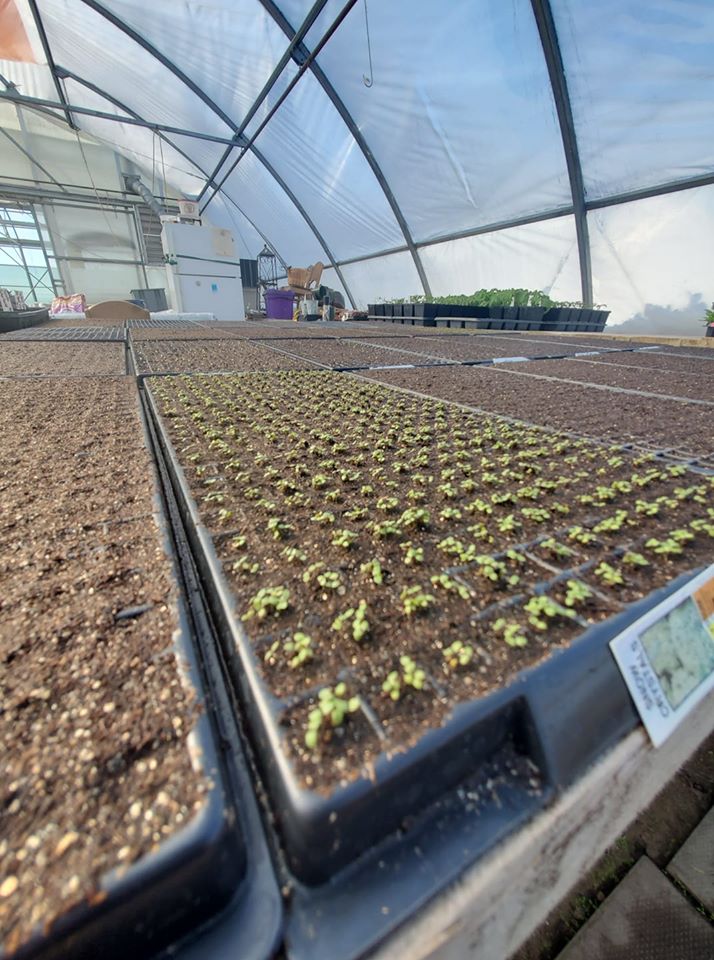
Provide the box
[0,0,35,63]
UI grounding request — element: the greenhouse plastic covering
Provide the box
[0,0,712,323]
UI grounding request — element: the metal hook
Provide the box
[362,0,373,87]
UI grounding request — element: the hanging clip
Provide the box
[362,0,373,87]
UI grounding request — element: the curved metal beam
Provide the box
[530,0,592,306]
[196,0,330,204]
[26,0,77,130]
[257,0,433,299]
[76,0,356,305]
[57,69,288,268]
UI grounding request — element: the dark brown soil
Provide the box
[130,326,241,341]
[501,358,714,402]
[350,335,585,362]
[258,338,449,368]
[360,365,714,457]
[0,377,205,954]
[132,338,317,374]
[591,350,714,377]
[150,370,714,791]
[0,342,126,376]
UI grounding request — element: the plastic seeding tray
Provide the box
[0,326,126,341]
[143,377,709,960]
[4,395,280,960]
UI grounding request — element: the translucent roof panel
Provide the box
[420,216,581,305]
[553,0,714,200]
[241,68,405,260]
[339,249,423,307]
[289,0,572,243]
[589,186,714,327]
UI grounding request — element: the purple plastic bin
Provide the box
[265,288,295,320]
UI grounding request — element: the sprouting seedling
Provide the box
[311,510,335,525]
[376,496,399,513]
[497,514,521,534]
[305,683,361,750]
[267,517,293,541]
[593,510,629,534]
[669,528,694,544]
[523,595,574,631]
[302,561,325,583]
[360,558,383,585]
[344,506,368,521]
[622,550,648,567]
[399,507,431,529]
[594,562,624,586]
[442,640,474,668]
[371,520,400,539]
[400,541,424,565]
[492,618,528,648]
[567,525,597,545]
[430,573,471,600]
[317,570,342,590]
[217,508,233,524]
[467,498,493,516]
[439,506,462,522]
[400,585,435,616]
[332,528,358,549]
[232,556,259,576]
[564,579,592,608]
[382,655,426,701]
[265,632,314,669]
[331,600,369,641]
[230,535,247,551]
[645,537,683,556]
[540,537,573,559]
[282,545,307,564]
[521,507,550,523]
[242,586,290,620]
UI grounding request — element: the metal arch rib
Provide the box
[256,0,433,299]
[57,68,289,270]
[76,0,357,306]
[26,0,77,130]
[530,0,592,306]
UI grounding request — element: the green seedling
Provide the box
[400,541,424,565]
[382,655,426,701]
[430,573,471,600]
[265,632,314,669]
[371,520,400,539]
[217,508,233,524]
[594,562,624,586]
[232,556,259,576]
[493,617,528,648]
[344,506,368,521]
[302,561,325,583]
[305,683,360,750]
[317,570,342,590]
[564,579,592,608]
[310,510,335,525]
[442,640,474,668]
[645,537,683,556]
[376,496,399,513]
[439,507,462,522]
[399,507,431,529]
[540,537,573,559]
[332,528,358,549]
[523,595,575,631]
[521,507,550,523]
[400,585,435,616]
[567,525,597,545]
[360,558,384,585]
[267,518,293,540]
[331,600,370,642]
[242,586,290,620]
[281,545,307,564]
[230,535,247,551]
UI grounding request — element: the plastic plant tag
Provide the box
[610,564,714,746]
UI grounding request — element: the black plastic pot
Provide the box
[0,307,49,333]
[706,323,714,338]
[516,307,547,331]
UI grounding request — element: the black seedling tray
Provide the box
[0,326,126,341]
[3,390,279,960]
[144,377,707,959]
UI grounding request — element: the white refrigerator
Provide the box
[161,221,245,321]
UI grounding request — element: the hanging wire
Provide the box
[362,0,373,87]
[74,128,124,247]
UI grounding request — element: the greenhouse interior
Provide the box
[1,2,713,959]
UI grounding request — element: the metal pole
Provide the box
[29,203,59,297]
[26,0,77,130]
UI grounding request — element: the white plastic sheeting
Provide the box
[0,0,712,324]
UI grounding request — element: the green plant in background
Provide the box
[305,683,361,749]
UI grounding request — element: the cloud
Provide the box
[609,293,710,337]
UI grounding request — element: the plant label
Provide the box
[610,564,714,746]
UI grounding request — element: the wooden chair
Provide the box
[287,262,324,299]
